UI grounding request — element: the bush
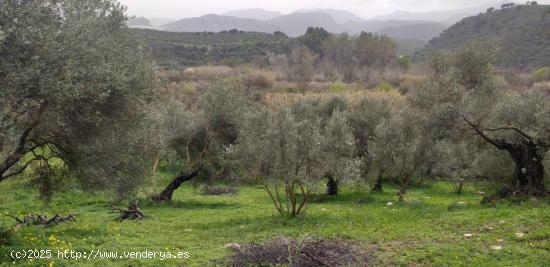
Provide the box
[181,83,197,94]
[397,55,412,70]
[398,76,424,94]
[377,81,394,92]
[532,81,550,96]
[531,67,550,83]
[244,72,273,90]
[184,66,235,80]
[329,81,348,93]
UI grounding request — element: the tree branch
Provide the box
[462,116,511,150]
[481,126,533,141]
[0,118,41,181]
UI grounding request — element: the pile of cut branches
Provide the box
[220,236,373,267]
[1,212,75,227]
[110,202,145,221]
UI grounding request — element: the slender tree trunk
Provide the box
[457,181,463,195]
[153,170,200,202]
[398,188,405,202]
[326,175,338,195]
[151,153,160,195]
[372,170,383,192]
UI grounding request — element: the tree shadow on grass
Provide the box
[188,211,349,234]
[140,199,241,210]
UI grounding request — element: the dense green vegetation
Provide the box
[132,29,293,67]
[1,176,549,266]
[419,4,550,68]
[132,25,429,69]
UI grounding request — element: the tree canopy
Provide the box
[0,0,155,196]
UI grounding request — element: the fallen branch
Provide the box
[1,212,75,227]
[110,202,145,221]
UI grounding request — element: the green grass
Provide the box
[0,175,549,266]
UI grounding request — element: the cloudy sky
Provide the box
[117,0,549,19]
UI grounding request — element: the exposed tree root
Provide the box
[481,187,549,204]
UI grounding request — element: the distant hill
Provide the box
[377,22,449,40]
[268,12,343,37]
[160,10,451,39]
[394,38,429,56]
[343,19,440,34]
[371,2,503,23]
[131,29,292,67]
[148,18,176,28]
[296,9,365,24]
[223,9,283,21]
[162,14,278,33]
[418,4,550,68]
[127,17,153,29]
[373,9,473,24]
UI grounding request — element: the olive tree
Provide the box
[349,92,403,192]
[231,103,358,217]
[370,105,433,202]
[291,97,351,195]
[417,40,549,202]
[152,86,246,201]
[432,142,478,194]
[0,0,154,197]
[321,111,360,196]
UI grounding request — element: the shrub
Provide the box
[181,83,197,94]
[329,81,348,93]
[531,81,550,96]
[244,72,273,91]
[164,69,186,83]
[397,55,412,70]
[531,67,550,83]
[185,66,235,80]
[377,81,394,92]
[398,76,424,94]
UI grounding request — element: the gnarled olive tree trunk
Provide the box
[153,169,200,202]
[482,141,547,203]
[464,118,548,202]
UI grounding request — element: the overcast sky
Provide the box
[117,0,550,19]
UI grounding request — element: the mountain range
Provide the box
[222,9,283,21]
[128,4,505,40]
[159,12,450,40]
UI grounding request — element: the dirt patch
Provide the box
[219,236,374,267]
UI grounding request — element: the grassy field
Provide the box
[1,173,549,266]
